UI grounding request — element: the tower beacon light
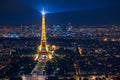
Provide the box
[42,9,45,15]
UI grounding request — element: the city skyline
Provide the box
[0,0,120,25]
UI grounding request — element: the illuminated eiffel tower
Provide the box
[35,9,52,61]
[22,9,52,80]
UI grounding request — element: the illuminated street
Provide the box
[22,74,47,80]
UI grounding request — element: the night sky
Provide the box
[0,0,120,26]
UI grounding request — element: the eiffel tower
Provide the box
[34,9,52,61]
[22,9,51,80]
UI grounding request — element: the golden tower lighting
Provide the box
[35,9,52,61]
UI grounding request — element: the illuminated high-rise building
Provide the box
[34,9,52,61]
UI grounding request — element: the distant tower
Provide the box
[35,9,52,61]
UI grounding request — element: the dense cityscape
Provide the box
[0,0,120,80]
[0,23,120,80]
[0,24,120,41]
